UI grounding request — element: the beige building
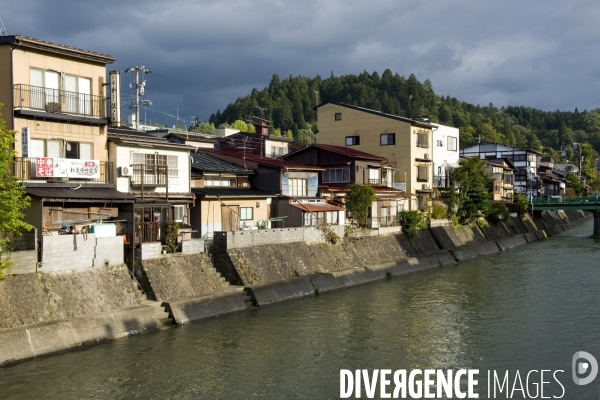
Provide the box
[315,101,435,210]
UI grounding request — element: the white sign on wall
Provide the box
[109,70,121,126]
[35,158,100,179]
[21,127,29,157]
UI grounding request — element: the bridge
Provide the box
[530,196,600,237]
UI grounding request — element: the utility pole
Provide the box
[124,66,151,130]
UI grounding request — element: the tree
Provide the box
[0,108,33,279]
[230,120,253,133]
[565,172,583,196]
[191,121,216,135]
[345,184,376,226]
[581,143,598,184]
[443,157,492,224]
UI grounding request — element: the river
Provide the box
[1,219,599,399]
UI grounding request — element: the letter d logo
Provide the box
[572,351,598,385]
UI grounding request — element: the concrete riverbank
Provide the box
[0,210,592,366]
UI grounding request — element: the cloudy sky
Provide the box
[3,0,599,126]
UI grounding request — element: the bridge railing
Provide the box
[530,196,600,205]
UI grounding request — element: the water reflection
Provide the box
[1,220,599,399]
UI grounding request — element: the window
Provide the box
[237,176,249,187]
[322,168,350,183]
[448,136,457,151]
[131,153,179,185]
[29,68,92,114]
[30,139,92,159]
[504,174,513,184]
[368,168,380,185]
[278,147,285,156]
[271,146,277,157]
[417,165,428,182]
[173,205,185,222]
[240,207,253,220]
[380,133,395,146]
[345,136,360,146]
[513,154,527,162]
[326,211,339,225]
[205,175,237,187]
[303,211,324,226]
[438,166,443,175]
[417,133,429,148]
[290,178,307,196]
[335,113,342,121]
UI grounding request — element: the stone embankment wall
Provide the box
[135,253,231,301]
[0,265,144,330]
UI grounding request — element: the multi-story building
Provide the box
[460,142,541,197]
[0,35,133,271]
[430,122,460,188]
[315,101,435,211]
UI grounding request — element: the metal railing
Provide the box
[368,178,380,185]
[13,84,107,119]
[14,157,114,183]
[531,196,600,205]
[433,175,447,188]
[131,164,168,187]
[375,215,401,227]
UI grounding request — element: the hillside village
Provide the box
[0,34,597,274]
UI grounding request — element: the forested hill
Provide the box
[207,70,600,156]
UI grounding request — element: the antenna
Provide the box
[0,18,7,36]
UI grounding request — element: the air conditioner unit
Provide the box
[46,102,61,113]
[425,153,431,159]
[422,183,431,190]
[118,166,132,177]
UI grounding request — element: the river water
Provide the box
[2,220,599,399]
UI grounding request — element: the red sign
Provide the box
[36,157,54,177]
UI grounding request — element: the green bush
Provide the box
[431,205,447,219]
[162,221,180,253]
[487,202,510,223]
[514,194,529,217]
[399,211,426,237]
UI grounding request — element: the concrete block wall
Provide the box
[94,236,125,267]
[136,242,162,260]
[214,226,345,249]
[41,234,97,272]
[9,228,37,251]
[4,250,37,275]
[181,238,204,254]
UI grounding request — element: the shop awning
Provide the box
[26,187,135,203]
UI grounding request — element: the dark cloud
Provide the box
[2,0,597,125]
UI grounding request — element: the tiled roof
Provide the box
[191,152,253,174]
[205,149,324,171]
[25,187,134,201]
[167,132,217,143]
[191,188,277,198]
[284,144,387,162]
[0,35,115,64]
[108,127,194,150]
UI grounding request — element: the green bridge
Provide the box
[529,196,600,237]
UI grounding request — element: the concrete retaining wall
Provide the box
[162,288,248,325]
[213,225,345,249]
[5,250,38,275]
[181,238,204,254]
[0,303,161,366]
[39,234,124,272]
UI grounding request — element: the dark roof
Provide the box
[461,141,543,155]
[314,101,435,128]
[191,188,277,198]
[0,35,115,64]
[219,131,294,143]
[108,127,194,150]
[205,149,324,171]
[167,132,217,143]
[25,187,134,202]
[191,152,253,174]
[283,144,387,162]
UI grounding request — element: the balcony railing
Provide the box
[368,178,380,185]
[433,175,447,188]
[14,157,113,183]
[13,84,107,119]
[130,164,169,188]
[375,215,401,227]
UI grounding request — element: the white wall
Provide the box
[432,123,460,181]
[109,142,190,194]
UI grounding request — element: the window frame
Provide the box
[240,207,253,220]
[380,133,395,146]
[345,136,360,146]
[289,178,308,197]
[417,133,429,148]
[447,136,458,152]
[417,165,428,182]
[335,113,342,121]
[322,167,350,183]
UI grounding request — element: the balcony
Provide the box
[130,164,169,188]
[15,157,114,184]
[368,178,380,185]
[433,175,447,188]
[375,215,401,227]
[13,84,107,121]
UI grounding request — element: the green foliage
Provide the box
[321,225,340,244]
[565,172,583,196]
[0,108,33,278]
[229,119,255,133]
[431,203,447,219]
[208,70,600,156]
[487,202,510,223]
[514,193,529,217]
[399,211,426,237]
[581,143,598,184]
[190,121,216,135]
[442,157,492,225]
[345,183,376,226]
[161,221,180,253]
